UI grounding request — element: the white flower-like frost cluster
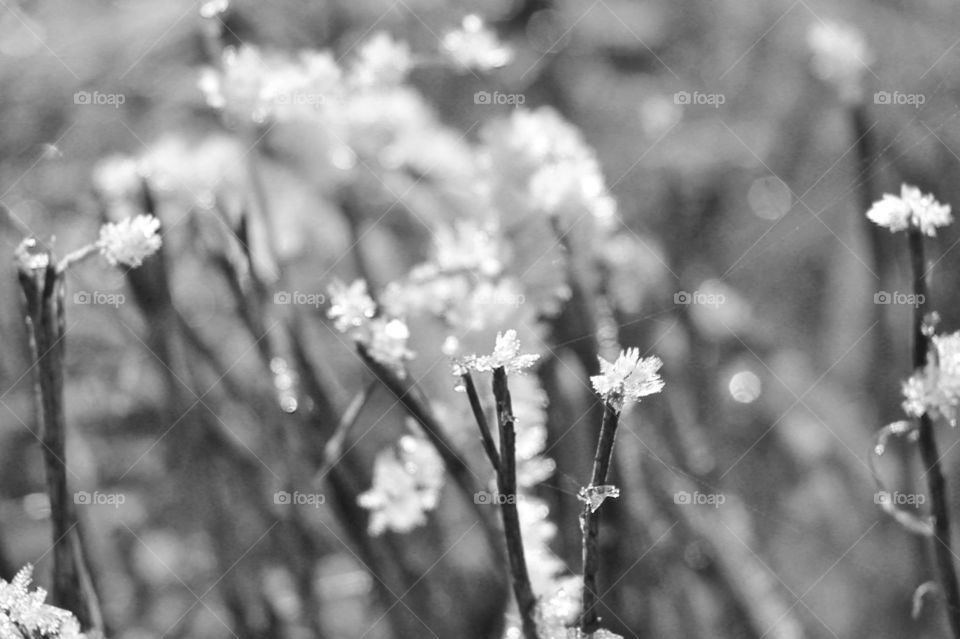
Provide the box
[867,184,952,237]
[902,331,960,426]
[590,348,665,411]
[97,214,162,268]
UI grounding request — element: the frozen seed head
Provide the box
[867,184,952,237]
[590,348,664,411]
[902,331,960,426]
[327,279,377,334]
[441,14,513,71]
[458,329,540,375]
[97,214,162,268]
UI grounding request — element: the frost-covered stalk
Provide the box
[908,227,960,637]
[579,401,619,635]
[492,367,539,639]
[583,349,664,635]
[868,184,959,635]
[15,241,103,633]
[457,331,541,638]
[460,371,502,476]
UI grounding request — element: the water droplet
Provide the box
[280,396,298,413]
[923,312,941,337]
[728,371,762,403]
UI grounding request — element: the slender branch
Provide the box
[356,345,493,513]
[908,226,960,638]
[492,367,539,639]
[314,379,377,484]
[15,241,104,633]
[581,401,619,635]
[461,371,502,475]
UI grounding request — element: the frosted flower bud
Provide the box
[97,214,162,267]
[902,331,960,426]
[867,184,952,237]
[458,329,540,375]
[590,348,664,411]
[441,14,513,71]
[327,279,377,334]
[351,31,412,87]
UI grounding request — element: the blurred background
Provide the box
[2,0,960,638]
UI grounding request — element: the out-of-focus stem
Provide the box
[580,401,619,635]
[356,344,503,547]
[461,371,502,475]
[908,226,960,638]
[15,241,104,633]
[492,367,538,639]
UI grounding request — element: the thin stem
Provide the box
[461,371,502,475]
[314,379,377,484]
[908,226,960,638]
[15,243,104,633]
[356,345,505,553]
[581,401,619,635]
[56,243,99,274]
[492,367,539,639]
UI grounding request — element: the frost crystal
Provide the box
[590,348,664,410]
[867,184,952,237]
[441,15,513,71]
[97,213,162,267]
[327,279,413,376]
[0,564,87,638]
[459,330,540,375]
[328,279,377,334]
[577,484,621,513]
[902,331,960,426]
[351,32,412,87]
[358,435,444,535]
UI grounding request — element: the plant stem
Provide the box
[357,343,498,536]
[461,371,502,475]
[908,226,960,638]
[581,401,619,636]
[492,367,539,639]
[15,241,104,633]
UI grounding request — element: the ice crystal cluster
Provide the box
[357,432,444,535]
[327,279,413,377]
[590,348,665,412]
[97,214,162,268]
[0,565,87,639]
[867,184,953,237]
[902,331,960,426]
